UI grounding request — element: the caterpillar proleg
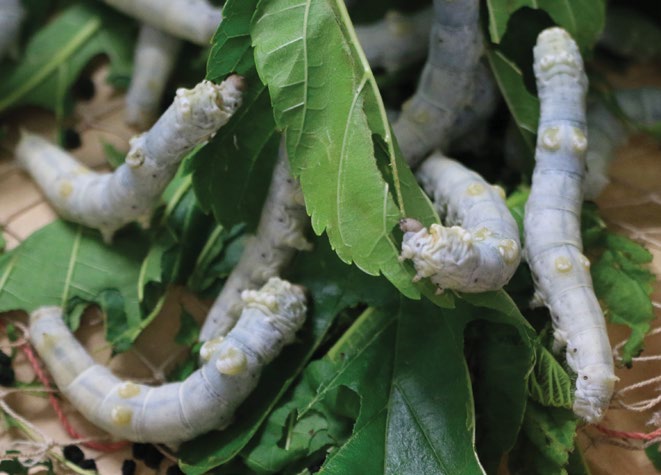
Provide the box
[199,142,311,341]
[0,0,25,60]
[400,153,521,292]
[16,77,244,242]
[101,0,222,46]
[29,277,307,445]
[125,25,183,130]
[525,27,616,423]
[584,88,661,199]
[355,8,433,74]
[392,0,483,166]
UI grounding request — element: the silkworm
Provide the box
[355,8,433,74]
[584,88,661,199]
[16,77,244,242]
[524,27,616,423]
[29,277,307,445]
[101,0,222,46]
[392,0,483,167]
[385,62,499,152]
[199,141,311,342]
[399,153,520,292]
[125,25,183,130]
[0,0,24,60]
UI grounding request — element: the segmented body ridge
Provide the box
[29,278,306,444]
[525,27,616,422]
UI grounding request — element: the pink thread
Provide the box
[19,340,128,453]
[594,424,661,442]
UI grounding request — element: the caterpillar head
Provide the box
[573,364,618,423]
[400,221,478,288]
[533,27,587,93]
[241,277,307,335]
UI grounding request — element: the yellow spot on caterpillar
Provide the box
[242,289,279,313]
[579,254,591,269]
[200,336,225,362]
[117,382,140,399]
[126,148,145,168]
[467,183,485,196]
[38,333,56,353]
[473,227,491,241]
[498,239,519,264]
[74,166,89,175]
[539,55,554,72]
[554,256,573,273]
[216,345,247,376]
[111,406,133,426]
[492,185,506,200]
[58,181,73,199]
[541,127,561,151]
[386,11,410,36]
[572,128,587,153]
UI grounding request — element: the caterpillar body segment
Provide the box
[101,0,221,46]
[125,25,183,130]
[400,154,520,292]
[0,0,24,60]
[199,144,311,342]
[393,0,483,167]
[585,88,661,199]
[355,8,433,74]
[446,62,499,152]
[29,278,307,445]
[16,77,244,242]
[525,27,616,423]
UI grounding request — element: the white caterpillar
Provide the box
[125,25,182,130]
[525,27,616,423]
[584,88,661,199]
[199,142,311,341]
[101,0,221,46]
[392,0,484,166]
[29,277,307,445]
[355,8,433,74]
[16,77,243,242]
[399,153,521,292]
[0,0,25,61]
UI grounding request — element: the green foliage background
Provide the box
[0,0,658,473]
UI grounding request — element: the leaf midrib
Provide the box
[0,17,102,112]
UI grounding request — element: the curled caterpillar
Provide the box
[101,0,222,46]
[393,0,484,166]
[200,141,311,341]
[585,88,661,199]
[400,153,520,292]
[525,27,616,423]
[16,77,244,242]
[29,277,307,445]
[355,8,433,74]
[0,0,24,60]
[125,25,182,130]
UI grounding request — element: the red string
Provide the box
[594,424,661,442]
[18,340,129,453]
